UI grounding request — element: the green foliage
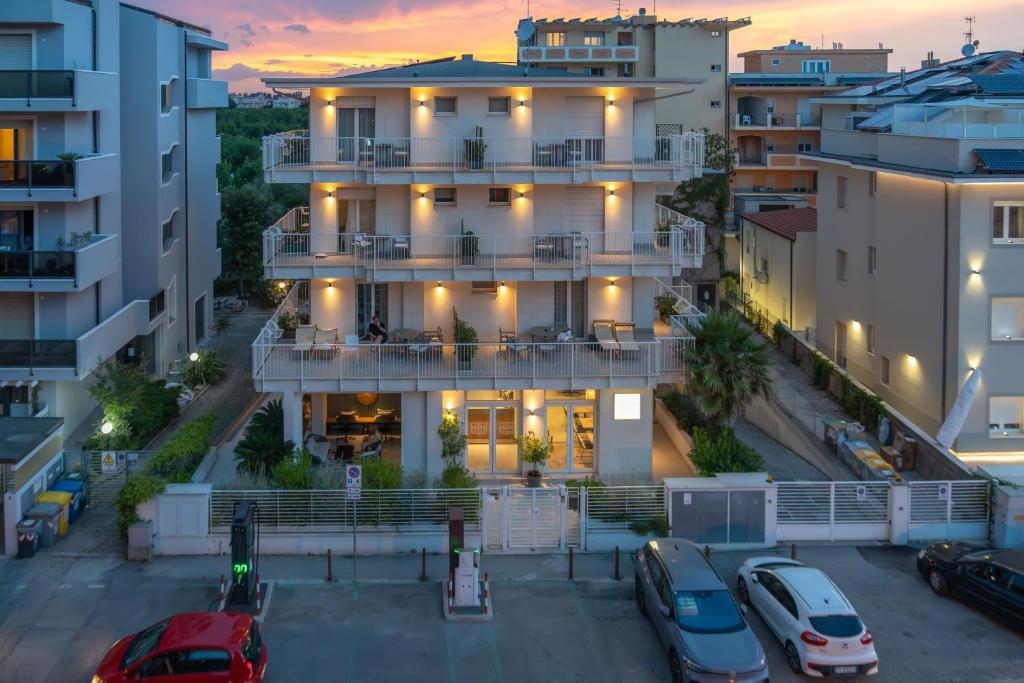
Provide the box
[772,320,788,345]
[629,516,670,537]
[811,353,833,389]
[235,399,294,477]
[452,308,478,363]
[360,456,403,489]
[654,293,678,318]
[689,426,765,476]
[86,362,180,450]
[114,473,167,536]
[277,309,310,331]
[55,231,93,250]
[517,430,552,472]
[565,477,606,490]
[684,309,773,426]
[271,448,316,489]
[219,183,279,297]
[57,152,83,161]
[438,412,468,462]
[659,388,707,432]
[180,351,227,389]
[147,412,218,483]
[439,463,479,489]
[669,129,736,271]
[216,107,307,186]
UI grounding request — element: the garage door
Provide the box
[0,35,32,70]
[565,187,604,233]
[0,293,34,338]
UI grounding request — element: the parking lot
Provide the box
[0,546,1020,682]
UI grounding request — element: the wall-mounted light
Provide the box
[436,280,443,289]
[419,98,426,107]
[519,98,526,107]
[189,351,199,362]
[277,281,288,290]
[518,191,525,198]
[607,97,615,107]
[420,191,427,199]
[607,276,618,286]
[608,188,615,196]
[327,190,334,199]
[327,279,334,288]
[526,408,536,417]
[970,268,982,275]
[325,99,333,108]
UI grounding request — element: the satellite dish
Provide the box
[516,19,536,42]
[961,43,975,57]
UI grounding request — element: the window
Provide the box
[989,397,1023,437]
[797,136,813,152]
[614,393,641,420]
[470,280,497,293]
[769,58,781,67]
[867,324,876,355]
[139,651,186,677]
[765,137,776,152]
[122,619,170,669]
[433,187,456,205]
[710,64,722,72]
[792,175,808,193]
[992,297,1024,340]
[160,80,174,113]
[868,245,877,275]
[545,32,567,47]
[161,215,174,252]
[868,171,877,197]
[836,249,848,282]
[583,31,604,46]
[585,66,605,77]
[487,96,511,115]
[182,650,231,674]
[837,176,848,209]
[802,59,832,73]
[992,203,1024,244]
[710,100,722,109]
[167,276,177,325]
[161,148,175,183]
[710,30,722,37]
[880,355,891,385]
[616,32,633,46]
[673,590,745,634]
[488,188,511,205]
[148,291,165,321]
[433,96,457,116]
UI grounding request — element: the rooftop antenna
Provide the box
[521,0,530,18]
[961,16,979,56]
[611,0,630,18]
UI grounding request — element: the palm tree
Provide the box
[683,309,773,426]
[234,399,294,477]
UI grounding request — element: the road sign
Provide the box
[346,464,362,500]
[101,451,117,474]
[938,484,949,501]
[855,484,867,502]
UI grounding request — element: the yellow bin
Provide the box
[37,491,72,536]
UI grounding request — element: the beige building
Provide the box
[735,207,817,331]
[808,50,1024,464]
[516,11,750,135]
[730,40,892,206]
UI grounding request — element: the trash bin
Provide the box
[25,502,61,549]
[16,518,41,558]
[52,479,87,523]
[36,491,72,536]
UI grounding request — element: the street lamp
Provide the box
[189,352,199,362]
[100,421,114,435]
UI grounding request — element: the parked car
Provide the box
[917,542,1024,630]
[92,612,266,683]
[736,557,878,677]
[634,539,769,682]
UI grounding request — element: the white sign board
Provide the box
[937,484,949,501]
[856,485,867,502]
[346,464,362,500]
[101,451,117,474]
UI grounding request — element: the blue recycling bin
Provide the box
[52,479,87,522]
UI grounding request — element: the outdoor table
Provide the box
[527,326,557,342]
[392,328,421,343]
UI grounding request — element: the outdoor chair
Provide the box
[333,411,358,438]
[294,325,316,354]
[265,319,285,340]
[313,328,339,355]
[592,320,619,353]
[614,322,640,355]
[375,411,398,442]
[499,328,528,356]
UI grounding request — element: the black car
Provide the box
[916,542,1024,630]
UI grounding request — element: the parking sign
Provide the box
[346,464,362,500]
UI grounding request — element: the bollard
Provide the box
[420,547,427,582]
[255,574,262,615]
[568,546,574,580]
[790,543,798,561]
[217,574,225,611]
[447,572,454,614]
[482,572,490,615]
[327,548,333,583]
[704,544,711,560]
[614,546,621,581]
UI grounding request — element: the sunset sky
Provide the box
[132,0,1024,92]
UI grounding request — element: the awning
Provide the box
[936,368,981,449]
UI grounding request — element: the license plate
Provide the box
[833,666,859,674]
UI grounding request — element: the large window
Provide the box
[487,96,510,115]
[992,203,1024,244]
[992,297,1024,340]
[802,59,832,73]
[583,31,604,46]
[545,32,567,47]
[989,397,1023,437]
[836,249,848,282]
[433,96,457,116]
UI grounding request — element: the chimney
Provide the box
[900,67,906,89]
[461,54,473,61]
[639,7,646,15]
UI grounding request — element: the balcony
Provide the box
[0,299,153,382]
[0,154,119,202]
[263,133,705,184]
[186,77,229,109]
[0,70,118,111]
[733,112,820,129]
[262,206,704,280]
[518,45,639,63]
[0,234,119,292]
[890,103,1024,139]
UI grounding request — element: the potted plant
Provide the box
[655,293,678,323]
[452,308,478,371]
[55,231,93,251]
[518,431,551,487]
[463,125,486,170]
[459,223,478,266]
[438,411,468,464]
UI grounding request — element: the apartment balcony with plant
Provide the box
[0,232,120,291]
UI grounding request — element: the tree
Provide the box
[683,309,773,426]
[234,399,294,477]
[87,361,180,450]
[219,183,276,296]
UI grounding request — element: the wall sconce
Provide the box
[527,408,536,417]
[970,268,982,275]
[518,191,525,198]
[326,190,334,199]
[519,98,526,107]
[608,188,615,196]
[420,191,427,199]
[607,276,618,286]
[436,280,443,289]
[325,99,333,108]
[327,280,334,288]
[418,98,426,107]
[607,97,615,107]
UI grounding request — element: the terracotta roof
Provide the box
[742,207,817,241]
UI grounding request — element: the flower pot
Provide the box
[526,471,542,487]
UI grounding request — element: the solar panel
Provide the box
[969,74,1024,95]
[975,148,1024,172]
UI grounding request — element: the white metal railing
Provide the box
[583,485,666,531]
[776,482,890,525]
[657,336,692,376]
[263,132,705,176]
[908,480,990,525]
[210,488,482,533]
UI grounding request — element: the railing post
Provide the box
[829,482,836,542]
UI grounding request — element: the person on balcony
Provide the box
[368,315,388,344]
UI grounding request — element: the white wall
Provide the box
[596,388,653,483]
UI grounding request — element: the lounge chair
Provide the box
[614,322,640,354]
[500,328,528,356]
[294,325,316,354]
[314,327,339,352]
[592,320,619,353]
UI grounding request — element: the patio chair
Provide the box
[499,328,528,356]
[375,411,398,442]
[592,320,619,353]
[614,322,640,354]
[294,325,316,354]
[313,327,339,355]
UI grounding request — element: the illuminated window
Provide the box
[992,203,1024,244]
[545,32,567,47]
[989,397,1023,437]
[992,297,1024,340]
[614,393,641,420]
[583,31,604,46]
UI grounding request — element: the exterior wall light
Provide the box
[518,191,525,198]
[437,281,443,289]
[519,98,526,107]
[327,190,334,198]
[189,351,199,362]
[608,188,615,196]
[327,280,334,288]
[420,191,427,199]
[100,421,114,435]
[419,98,426,107]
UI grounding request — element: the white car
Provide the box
[736,558,878,678]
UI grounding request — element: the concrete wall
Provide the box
[652,24,730,134]
[594,388,653,483]
[742,50,889,74]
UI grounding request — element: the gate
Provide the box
[908,480,990,541]
[504,486,566,551]
[68,450,153,505]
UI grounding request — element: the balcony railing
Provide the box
[518,45,639,63]
[0,340,77,369]
[0,250,75,278]
[734,112,820,128]
[0,70,74,102]
[263,133,705,177]
[0,160,75,189]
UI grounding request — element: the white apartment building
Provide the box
[0,0,227,433]
[808,51,1024,465]
[515,11,750,135]
[257,55,707,482]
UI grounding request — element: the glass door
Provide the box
[337,106,376,164]
[546,403,595,473]
[467,405,520,473]
[356,283,388,339]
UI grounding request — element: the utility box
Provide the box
[993,485,1024,551]
[127,520,152,562]
[230,501,257,605]
[454,548,480,607]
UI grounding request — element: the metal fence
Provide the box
[909,480,990,525]
[583,485,666,531]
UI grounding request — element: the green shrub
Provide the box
[147,412,218,483]
[114,473,167,536]
[659,388,706,432]
[437,412,467,462]
[86,362,180,450]
[565,477,606,490]
[181,351,227,389]
[629,516,670,537]
[271,448,316,489]
[654,293,678,318]
[772,320,787,345]
[689,426,764,476]
[360,456,403,490]
[811,353,832,389]
[439,463,479,489]
[235,399,293,477]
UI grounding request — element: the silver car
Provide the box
[634,539,769,683]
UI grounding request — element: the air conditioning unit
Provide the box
[753,270,770,283]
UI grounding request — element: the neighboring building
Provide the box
[258,54,707,482]
[272,95,303,109]
[0,1,228,434]
[730,39,892,207]
[734,207,817,331]
[807,50,1024,463]
[232,93,303,109]
[0,416,65,556]
[516,10,750,135]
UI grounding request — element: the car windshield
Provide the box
[674,590,745,634]
[121,618,170,669]
[809,615,863,638]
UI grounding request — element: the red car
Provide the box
[92,612,266,682]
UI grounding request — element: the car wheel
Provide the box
[928,568,950,596]
[785,641,803,675]
[669,650,684,683]
[635,577,647,615]
[737,575,750,605]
